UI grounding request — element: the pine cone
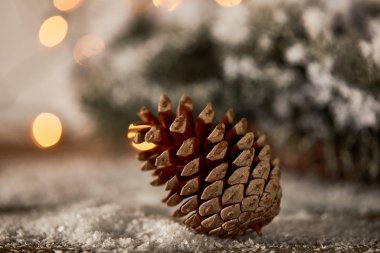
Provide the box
[129,95,282,237]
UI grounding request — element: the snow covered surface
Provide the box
[0,152,379,252]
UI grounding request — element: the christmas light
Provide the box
[39,16,68,48]
[215,0,242,7]
[31,113,63,149]
[53,0,83,12]
[73,35,105,65]
[152,0,182,11]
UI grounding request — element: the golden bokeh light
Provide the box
[152,0,182,11]
[131,141,157,151]
[31,113,63,149]
[215,0,242,7]
[73,35,105,65]
[53,0,83,12]
[39,16,68,47]
[127,124,156,151]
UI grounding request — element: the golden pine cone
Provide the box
[129,95,282,237]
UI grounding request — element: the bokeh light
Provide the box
[131,141,157,151]
[152,0,182,12]
[39,16,68,47]
[73,35,105,65]
[53,0,83,12]
[127,124,156,151]
[215,0,242,7]
[31,113,63,149]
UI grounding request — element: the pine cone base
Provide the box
[129,95,282,237]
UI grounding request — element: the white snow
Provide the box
[307,62,380,129]
[285,44,306,65]
[302,7,328,39]
[211,6,250,46]
[0,152,379,252]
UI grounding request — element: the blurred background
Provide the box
[1,0,379,182]
[0,0,380,251]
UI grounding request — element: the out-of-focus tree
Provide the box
[75,0,380,182]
